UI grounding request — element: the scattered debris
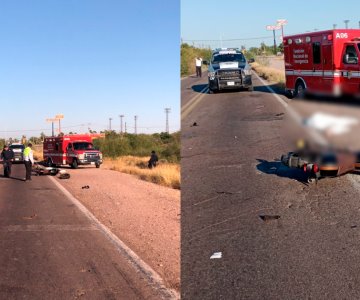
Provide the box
[351,225,357,229]
[59,170,70,179]
[191,122,198,127]
[22,214,37,220]
[81,185,90,189]
[259,215,281,222]
[210,252,222,259]
[33,164,59,176]
[275,112,284,117]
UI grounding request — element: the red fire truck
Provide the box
[284,29,360,97]
[43,134,103,169]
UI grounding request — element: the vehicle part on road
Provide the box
[281,146,360,181]
[259,215,281,222]
[204,48,253,93]
[33,163,59,176]
[191,122,198,127]
[82,185,90,189]
[59,170,70,179]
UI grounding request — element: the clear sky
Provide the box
[0,0,179,139]
[181,0,360,49]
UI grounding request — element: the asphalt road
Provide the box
[0,164,172,300]
[181,73,360,299]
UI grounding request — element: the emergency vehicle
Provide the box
[204,48,253,93]
[284,29,360,97]
[43,134,103,169]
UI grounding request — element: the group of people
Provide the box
[0,143,34,181]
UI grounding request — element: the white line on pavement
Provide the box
[48,176,179,300]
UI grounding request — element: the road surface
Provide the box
[0,164,175,300]
[181,72,360,299]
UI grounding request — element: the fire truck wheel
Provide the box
[71,159,78,169]
[47,158,53,167]
[294,81,306,99]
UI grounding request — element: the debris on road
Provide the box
[191,122,198,127]
[58,170,70,179]
[33,164,59,176]
[210,252,222,259]
[259,215,281,222]
[81,185,90,189]
[22,214,37,220]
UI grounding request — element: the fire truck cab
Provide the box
[43,134,103,169]
[284,29,360,97]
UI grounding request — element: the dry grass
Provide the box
[103,156,180,190]
[251,62,285,88]
[32,145,43,161]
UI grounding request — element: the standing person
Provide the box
[195,56,202,77]
[23,143,34,181]
[148,150,159,169]
[1,145,14,177]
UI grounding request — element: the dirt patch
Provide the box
[54,166,180,291]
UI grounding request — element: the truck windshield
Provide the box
[10,145,24,149]
[73,142,94,150]
[212,53,246,64]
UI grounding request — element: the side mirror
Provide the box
[248,58,255,63]
[202,60,208,65]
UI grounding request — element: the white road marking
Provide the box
[0,224,98,232]
[48,176,179,300]
[181,85,209,120]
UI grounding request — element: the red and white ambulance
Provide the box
[284,29,360,97]
[43,134,103,169]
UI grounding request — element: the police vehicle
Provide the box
[9,143,25,162]
[203,48,253,93]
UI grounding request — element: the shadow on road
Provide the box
[0,174,25,181]
[191,84,208,94]
[256,158,309,185]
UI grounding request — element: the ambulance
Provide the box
[43,134,103,169]
[283,29,360,97]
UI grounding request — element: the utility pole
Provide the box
[134,115,138,134]
[119,114,124,133]
[344,20,350,29]
[333,24,337,29]
[109,117,112,131]
[165,108,171,133]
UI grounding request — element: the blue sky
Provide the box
[0,0,179,139]
[181,0,360,49]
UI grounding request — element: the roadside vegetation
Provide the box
[103,156,180,189]
[181,43,212,76]
[245,42,285,88]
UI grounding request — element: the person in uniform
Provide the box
[23,143,34,181]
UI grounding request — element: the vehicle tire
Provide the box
[71,159,78,169]
[47,157,53,167]
[208,88,215,94]
[294,81,306,99]
[95,162,100,168]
